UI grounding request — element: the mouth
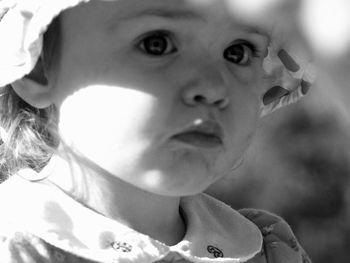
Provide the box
[171,121,224,149]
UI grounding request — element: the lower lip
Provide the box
[171,132,222,149]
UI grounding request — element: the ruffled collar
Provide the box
[0,175,262,263]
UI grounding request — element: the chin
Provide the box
[136,168,219,197]
[146,185,209,197]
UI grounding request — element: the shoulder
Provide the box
[0,177,80,263]
[0,227,52,263]
[0,177,99,263]
[0,226,95,263]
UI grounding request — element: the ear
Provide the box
[11,57,53,109]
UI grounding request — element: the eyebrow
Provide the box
[239,24,271,41]
[110,7,270,41]
[119,8,206,22]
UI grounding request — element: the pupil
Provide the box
[145,36,167,55]
[225,45,244,63]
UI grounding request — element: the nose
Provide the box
[182,66,230,109]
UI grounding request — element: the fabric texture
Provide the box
[0,0,315,115]
[0,174,263,263]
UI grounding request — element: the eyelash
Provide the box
[240,41,259,58]
[223,40,260,66]
[136,30,177,56]
[136,30,261,64]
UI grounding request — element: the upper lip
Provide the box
[172,120,224,142]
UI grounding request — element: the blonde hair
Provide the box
[0,16,61,181]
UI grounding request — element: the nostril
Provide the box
[214,100,223,107]
[193,95,206,103]
[215,97,229,109]
[192,94,229,109]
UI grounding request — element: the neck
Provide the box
[46,154,186,246]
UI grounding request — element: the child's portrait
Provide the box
[0,0,317,262]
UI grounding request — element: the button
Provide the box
[207,245,224,258]
[111,241,132,253]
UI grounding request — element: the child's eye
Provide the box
[223,41,258,66]
[137,31,177,56]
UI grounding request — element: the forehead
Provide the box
[63,0,267,35]
[105,0,234,19]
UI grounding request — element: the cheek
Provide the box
[58,85,159,172]
[224,87,261,159]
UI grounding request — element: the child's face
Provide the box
[51,0,269,196]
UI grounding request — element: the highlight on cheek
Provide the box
[58,85,157,160]
[142,170,163,188]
